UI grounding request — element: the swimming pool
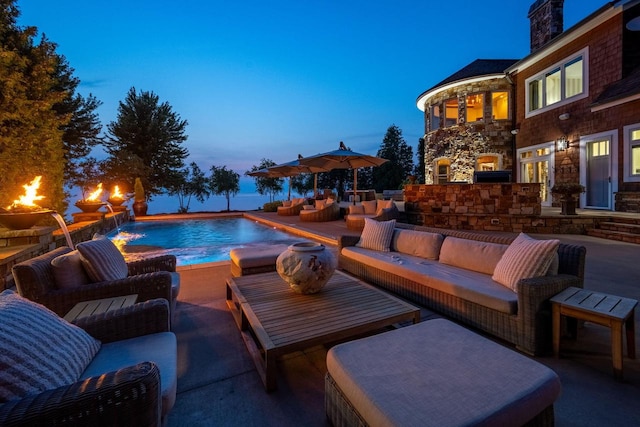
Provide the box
[107,218,301,266]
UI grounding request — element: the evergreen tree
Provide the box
[103,87,189,198]
[0,0,67,211]
[413,137,426,184]
[372,125,414,191]
[210,165,239,211]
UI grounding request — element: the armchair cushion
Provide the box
[50,250,91,289]
[77,237,128,282]
[361,200,378,214]
[0,290,101,402]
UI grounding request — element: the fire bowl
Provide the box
[75,201,106,213]
[107,197,125,206]
[0,210,53,230]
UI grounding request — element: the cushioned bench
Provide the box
[229,244,289,276]
[326,319,561,427]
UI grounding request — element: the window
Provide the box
[430,105,441,131]
[623,124,640,182]
[525,49,587,116]
[465,94,484,123]
[444,99,458,127]
[435,159,450,184]
[491,91,509,120]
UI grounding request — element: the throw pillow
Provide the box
[492,233,560,292]
[282,200,292,207]
[315,199,326,209]
[361,200,378,215]
[76,237,128,282]
[349,204,365,215]
[356,219,396,252]
[51,250,91,289]
[0,290,101,402]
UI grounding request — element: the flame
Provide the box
[85,183,104,202]
[7,176,45,210]
[111,185,124,199]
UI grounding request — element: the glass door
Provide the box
[518,143,554,206]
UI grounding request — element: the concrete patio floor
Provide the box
[166,211,640,426]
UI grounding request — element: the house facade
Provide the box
[416,0,640,212]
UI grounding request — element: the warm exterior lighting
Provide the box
[6,176,45,211]
[85,183,104,202]
[557,136,567,152]
[111,185,124,199]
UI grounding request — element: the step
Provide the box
[587,229,640,245]
[598,221,640,234]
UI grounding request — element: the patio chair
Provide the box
[11,241,179,321]
[299,199,340,222]
[277,197,307,216]
[0,293,176,426]
[345,199,399,230]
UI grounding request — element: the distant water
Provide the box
[66,177,304,217]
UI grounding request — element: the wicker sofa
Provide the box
[277,197,307,216]
[344,199,399,230]
[300,199,340,222]
[338,224,586,355]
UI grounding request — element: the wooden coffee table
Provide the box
[226,271,420,391]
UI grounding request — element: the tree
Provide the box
[167,162,211,213]
[413,137,426,184]
[291,174,314,197]
[372,125,414,192]
[103,87,189,199]
[0,0,67,212]
[246,159,283,202]
[210,165,239,211]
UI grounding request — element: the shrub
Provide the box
[263,201,283,212]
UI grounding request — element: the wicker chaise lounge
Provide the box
[345,199,399,230]
[300,200,340,222]
[277,197,306,216]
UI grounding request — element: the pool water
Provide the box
[107,218,300,266]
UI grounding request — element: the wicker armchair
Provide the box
[345,202,399,231]
[277,198,307,216]
[0,299,174,427]
[11,246,178,319]
[300,201,340,222]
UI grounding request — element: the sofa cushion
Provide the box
[439,237,509,275]
[391,229,444,260]
[315,199,326,209]
[77,237,129,282]
[356,219,396,252]
[51,250,92,289]
[361,200,378,215]
[326,319,561,427]
[342,247,517,314]
[349,204,365,215]
[302,205,315,210]
[0,290,101,402]
[492,233,560,291]
[375,199,393,215]
[81,332,177,416]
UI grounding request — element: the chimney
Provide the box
[528,0,564,52]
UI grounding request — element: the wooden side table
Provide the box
[63,294,138,322]
[551,287,637,379]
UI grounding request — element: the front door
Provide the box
[586,139,611,209]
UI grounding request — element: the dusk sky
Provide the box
[18,0,606,175]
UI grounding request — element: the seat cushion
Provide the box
[326,319,561,427]
[230,244,289,268]
[81,332,177,416]
[0,290,101,402]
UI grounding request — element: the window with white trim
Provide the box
[525,48,588,117]
[623,123,640,182]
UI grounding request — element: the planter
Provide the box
[75,201,106,213]
[560,198,578,215]
[276,242,337,294]
[132,201,148,217]
[107,197,125,206]
[0,210,52,230]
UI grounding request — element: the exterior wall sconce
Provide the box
[510,128,519,135]
[557,136,568,151]
[558,113,570,121]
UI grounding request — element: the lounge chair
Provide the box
[345,199,399,230]
[277,197,307,216]
[300,200,340,222]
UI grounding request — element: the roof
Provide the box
[592,65,640,106]
[416,59,518,105]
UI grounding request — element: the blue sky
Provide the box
[18,0,607,175]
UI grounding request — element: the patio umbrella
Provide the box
[248,156,328,200]
[298,142,388,203]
